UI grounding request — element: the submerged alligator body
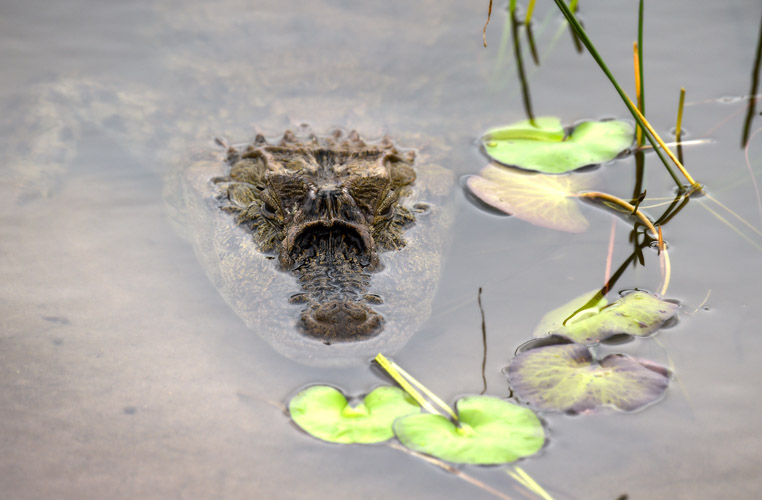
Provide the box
[180,128,454,365]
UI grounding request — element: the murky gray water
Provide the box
[2,0,761,498]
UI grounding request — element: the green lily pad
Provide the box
[466,163,592,233]
[506,343,671,414]
[482,117,634,173]
[393,396,545,464]
[289,385,420,444]
[533,290,678,344]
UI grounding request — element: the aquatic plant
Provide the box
[466,163,592,233]
[506,343,671,414]
[550,0,699,192]
[481,117,634,174]
[532,290,678,344]
[393,396,545,465]
[289,385,420,444]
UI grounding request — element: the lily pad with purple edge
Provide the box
[289,385,420,444]
[481,117,635,174]
[505,343,671,414]
[532,290,678,344]
[465,163,593,233]
[392,396,545,465]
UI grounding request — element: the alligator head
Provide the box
[218,129,417,342]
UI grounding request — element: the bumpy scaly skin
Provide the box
[215,129,418,341]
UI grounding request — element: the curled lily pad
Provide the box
[506,343,671,414]
[482,117,634,174]
[393,396,545,465]
[289,385,420,444]
[466,164,591,232]
[533,290,678,344]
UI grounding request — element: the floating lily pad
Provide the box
[533,290,678,344]
[506,343,671,414]
[482,117,634,173]
[289,385,420,444]
[466,164,591,232]
[393,396,545,464]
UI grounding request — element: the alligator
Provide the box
[218,129,420,341]
[178,126,453,365]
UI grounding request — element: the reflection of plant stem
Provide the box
[659,235,671,296]
[654,193,691,226]
[525,22,540,66]
[603,217,617,294]
[632,149,646,212]
[742,7,762,148]
[567,0,582,53]
[744,126,762,230]
[524,0,539,66]
[699,199,762,251]
[389,443,519,500]
[572,240,647,321]
[478,287,488,395]
[511,13,535,123]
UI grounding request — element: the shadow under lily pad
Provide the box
[465,163,592,233]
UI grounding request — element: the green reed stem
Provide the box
[524,0,536,25]
[676,88,685,139]
[551,0,685,189]
[637,0,645,129]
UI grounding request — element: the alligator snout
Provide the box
[300,300,383,340]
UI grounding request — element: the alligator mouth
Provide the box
[282,220,378,270]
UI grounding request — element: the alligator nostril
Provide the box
[343,303,367,322]
[313,301,366,324]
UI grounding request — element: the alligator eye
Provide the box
[379,203,394,217]
[261,201,277,216]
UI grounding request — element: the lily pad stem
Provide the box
[659,236,671,296]
[576,191,658,238]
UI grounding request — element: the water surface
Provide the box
[1,0,761,498]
